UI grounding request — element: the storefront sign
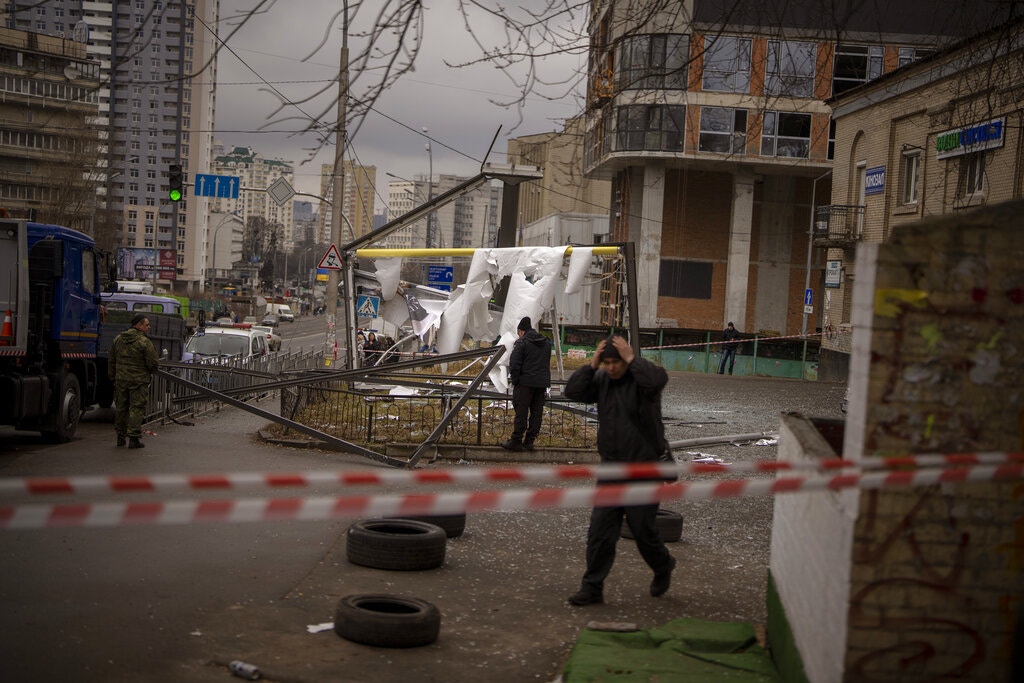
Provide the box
[935,118,1005,159]
[864,166,885,196]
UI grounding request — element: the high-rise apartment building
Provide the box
[582,0,1006,332]
[5,0,218,295]
[318,161,376,245]
[0,28,101,232]
[384,174,503,252]
[209,145,296,249]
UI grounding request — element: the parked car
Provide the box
[261,313,280,328]
[253,324,282,352]
[183,325,268,363]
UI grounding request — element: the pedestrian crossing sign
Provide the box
[357,294,380,318]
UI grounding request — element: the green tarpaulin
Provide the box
[562,617,779,682]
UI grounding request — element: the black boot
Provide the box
[522,440,535,451]
[128,437,145,449]
[499,439,523,452]
[116,435,126,447]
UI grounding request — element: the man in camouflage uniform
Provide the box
[109,314,160,448]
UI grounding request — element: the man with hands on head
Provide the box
[563,335,676,606]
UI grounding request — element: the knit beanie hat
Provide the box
[601,336,621,360]
[130,314,147,327]
[517,316,531,332]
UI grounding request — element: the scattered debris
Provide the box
[306,622,334,634]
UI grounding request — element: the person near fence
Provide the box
[500,316,552,452]
[563,334,676,606]
[718,321,740,375]
[109,314,159,449]
[364,332,382,365]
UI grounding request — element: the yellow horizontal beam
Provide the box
[353,245,621,259]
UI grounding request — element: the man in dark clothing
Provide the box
[109,314,160,448]
[718,321,740,375]
[563,335,676,606]
[500,316,552,452]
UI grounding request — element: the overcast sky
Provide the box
[213,0,586,210]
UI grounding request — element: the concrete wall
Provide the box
[770,413,857,683]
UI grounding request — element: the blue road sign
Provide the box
[804,288,814,306]
[428,265,454,291]
[194,173,241,199]
[356,294,380,318]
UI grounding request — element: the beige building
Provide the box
[507,117,611,228]
[318,161,376,245]
[0,28,100,232]
[819,18,1024,381]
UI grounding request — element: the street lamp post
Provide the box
[210,212,237,293]
[424,127,435,249]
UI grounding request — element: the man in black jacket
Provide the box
[563,335,676,605]
[718,321,740,374]
[500,316,552,452]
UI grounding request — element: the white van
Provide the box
[268,303,295,322]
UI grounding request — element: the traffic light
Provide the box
[168,164,183,202]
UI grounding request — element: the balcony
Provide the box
[814,205,864,247]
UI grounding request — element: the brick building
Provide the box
[582,1,1010,334]
[818,18,1024,381]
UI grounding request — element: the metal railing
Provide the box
[814,205,864,244]
[278,380,596,449]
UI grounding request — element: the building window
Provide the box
[615,104,685,152]
[658,259,713,299]
[828,119,836,160]
[959,152,985,197]
[617,34,688,90]
[901,151,920,204]
[766,40,815,97]
[898,47,933,68]
[702,35,750,93]
[760,111,811,158]
[832,44,882,95]
[698,107,747,154]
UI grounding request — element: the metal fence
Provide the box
[147,346,325,424]
[278,378,596,449]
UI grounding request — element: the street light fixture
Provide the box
[210,211,238,293]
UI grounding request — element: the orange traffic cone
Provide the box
[0,309,12,346]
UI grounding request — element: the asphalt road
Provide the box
[0,349,847,683]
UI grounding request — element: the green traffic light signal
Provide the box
[168,163,183,202]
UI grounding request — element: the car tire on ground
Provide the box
[621,508,683,543]
[384,513,466,538]
[334,594,440,648]
[346,519,447,571]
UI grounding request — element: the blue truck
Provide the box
[0,219,104,441]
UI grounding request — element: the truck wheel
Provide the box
[334,594,440,648]
[44,373,82,443]
[346,519,446,571]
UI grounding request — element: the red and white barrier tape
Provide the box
[1,464,1020,529]
[2,452,1020,499]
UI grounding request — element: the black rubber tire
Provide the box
[385,513,466,538]
[346,519,447,571]
[334,594,440,648]
[621,508,683,543]
[43,372,81,443]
